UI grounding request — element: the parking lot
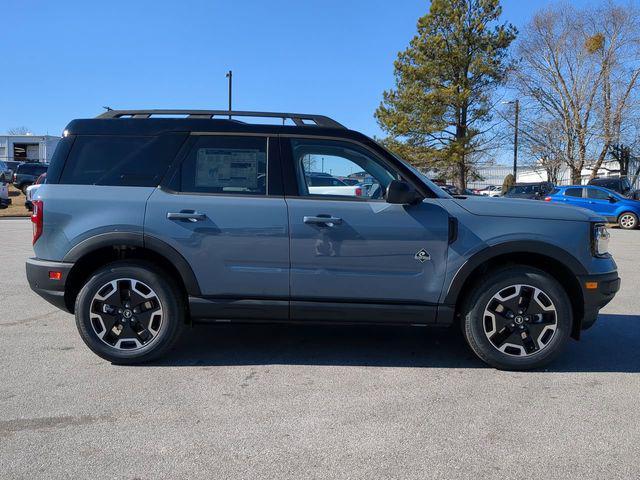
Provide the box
[0,218,638,480]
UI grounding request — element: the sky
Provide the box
[2,0,569,142]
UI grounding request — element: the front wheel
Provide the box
[618,212,638,230]
[75,261,185,364]
[462,267,572,370]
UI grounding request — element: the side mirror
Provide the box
[609,194,618,203]
[386,180,422,205]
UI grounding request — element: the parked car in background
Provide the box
[587,176,640,200]
[0,160,13,184]
[0,182,11,208]
[340,178,360,186]
[25,173,47,211]
[13,162,48,194]
[546,185,640,230]
[477,185,502,197]
[504,182,555,200]
[306,173,364,196]
[26,109,620,371]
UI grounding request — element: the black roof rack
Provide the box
[95,109,345,129]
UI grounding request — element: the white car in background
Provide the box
[477,185,502,197]
[306,173,363,196]
[24,173,46,211]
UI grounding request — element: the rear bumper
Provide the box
[578,271,620,330]
[26,258,74,312]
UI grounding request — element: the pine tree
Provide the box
[376,0,516,190]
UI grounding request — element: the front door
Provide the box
[585,187,618,218]
[283,137,450,314]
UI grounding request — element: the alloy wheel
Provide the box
[89,278,163,350]
[619,213,636,229]
[483,284,558,357]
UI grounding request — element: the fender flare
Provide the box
[63,231,201,296]
[443,240,587,305]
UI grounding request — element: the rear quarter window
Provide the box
[59,134,186,187]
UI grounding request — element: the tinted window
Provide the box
[179,136,267,195]
[587,188,611,200]
[60,134,185,186]
[17,163,47,174]
[45,136,74,184]
[564,188,583,197]
[510,185,540,194]
[592,179,616,189]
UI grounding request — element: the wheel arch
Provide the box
[63,233,200,313]
[446,241,587,339]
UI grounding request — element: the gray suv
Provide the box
[26,110,620,370]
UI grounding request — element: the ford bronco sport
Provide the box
[26,110,620,370]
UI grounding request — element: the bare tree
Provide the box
[514,3,640,184]
[514,5,604,184]
[586,2,640,180]
[6,126,31,135]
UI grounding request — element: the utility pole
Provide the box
[513,98,519,179]
[502,99,520,179]
[226,70,232,119]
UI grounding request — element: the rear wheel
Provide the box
[462,267,572,370]
[618,212,638,230]
[75,261,185,364]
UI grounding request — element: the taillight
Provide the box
[13,173,17,183]
[355,187,363,196]
[31,200,43,244]
[544,196,552,202]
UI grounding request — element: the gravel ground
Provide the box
[0,219,638,480]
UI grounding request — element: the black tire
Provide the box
[21,184,29,195]
[617,211,638,230]
[75,260,185,364]
[461,266,572,371]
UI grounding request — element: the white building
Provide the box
[0,134,60,164]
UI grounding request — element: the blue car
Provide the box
[546,185,640,229]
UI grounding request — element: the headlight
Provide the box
[593,224,610,256]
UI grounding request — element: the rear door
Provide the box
[560,187,585,207]
[144,134,290,302]
[282,136,449,318]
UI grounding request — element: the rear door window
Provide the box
[177,136,267,195]
[564,188,584,197]
[60,134,186,186]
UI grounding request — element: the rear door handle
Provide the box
[303,215,343,226]
[167,211,207,222]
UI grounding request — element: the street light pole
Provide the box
[226,70,233,119]
[513,99,519,179]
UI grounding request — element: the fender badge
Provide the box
[415,249,431,263]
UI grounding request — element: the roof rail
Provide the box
[95,109,345,129]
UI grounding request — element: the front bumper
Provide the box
[26,258,74,312]
[577,271,620,330]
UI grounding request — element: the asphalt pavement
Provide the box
[0,218,638,479]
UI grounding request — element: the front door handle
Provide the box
[167,211,207,222]
[303,215,343,226]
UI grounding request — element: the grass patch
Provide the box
[0,185,30,217]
